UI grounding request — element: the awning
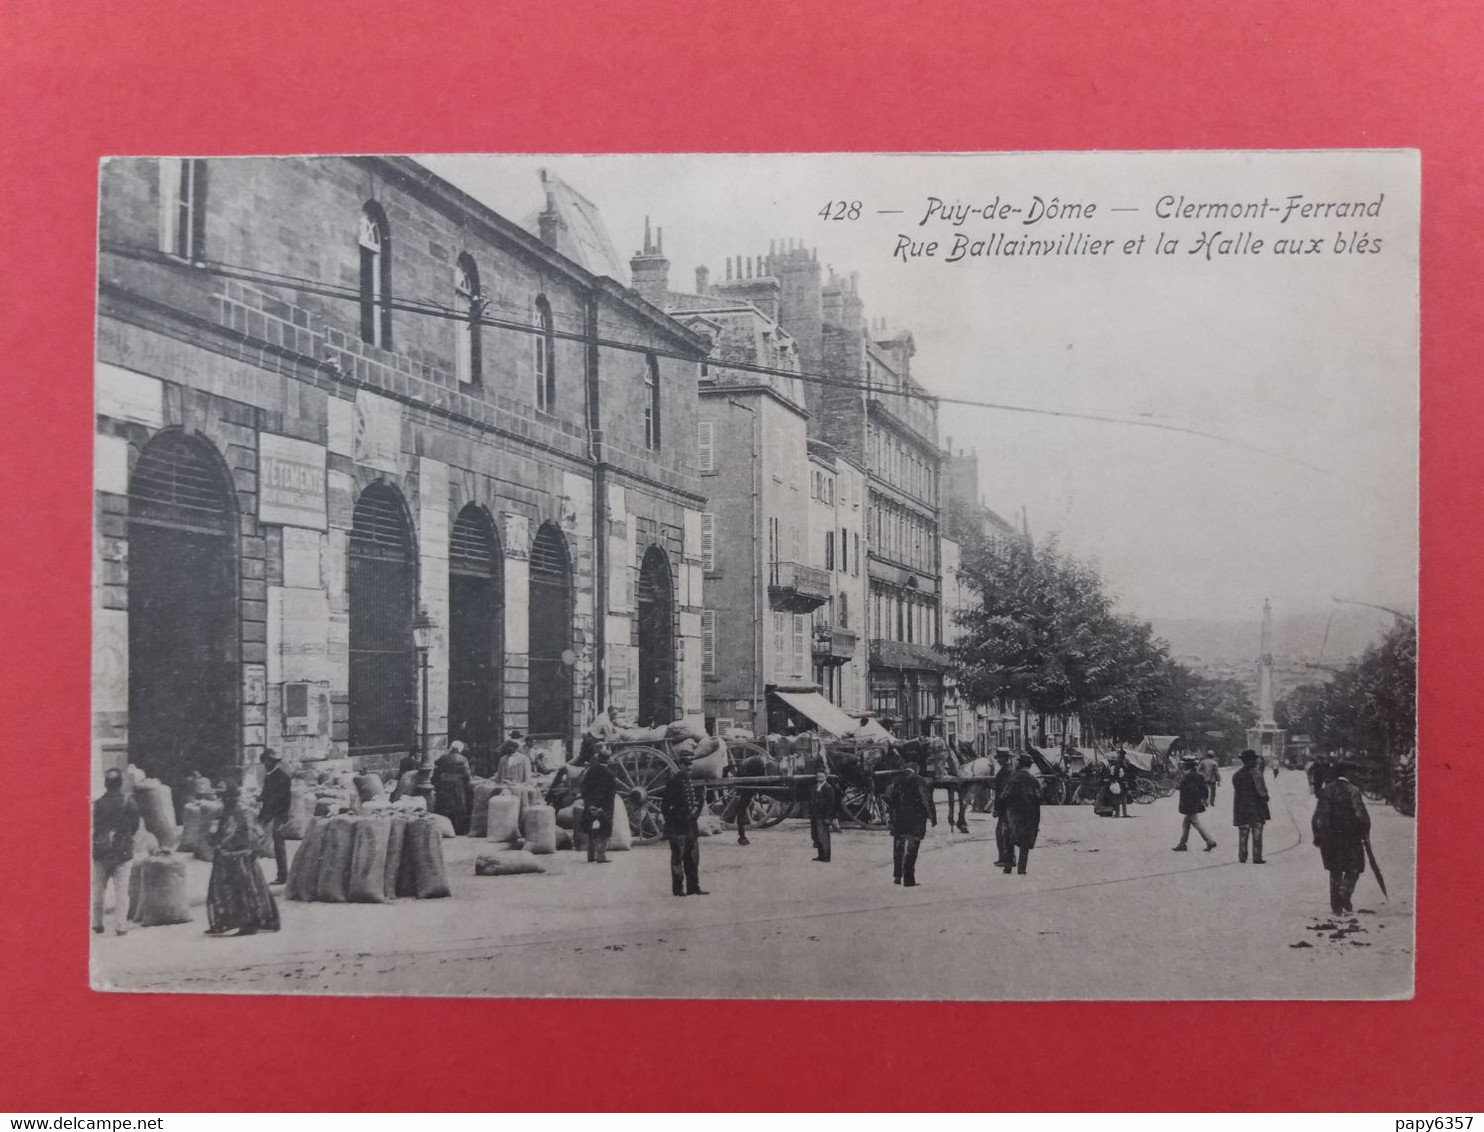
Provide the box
[770,689,865,739]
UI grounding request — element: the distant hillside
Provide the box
[1151,607,1408,667]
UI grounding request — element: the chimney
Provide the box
[695,265,710,295]
[628,214,671,307]
[535,169,567,250]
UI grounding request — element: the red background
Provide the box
[1,0,1478,1111]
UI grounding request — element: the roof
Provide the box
[522,168,627,281]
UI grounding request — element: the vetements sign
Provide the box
[258,434,327,529]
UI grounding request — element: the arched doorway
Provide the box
[449,504,503,762]
[528,522,572,743]
[127,430,238,798]
[349,482,415,758]
[637,545,676,727]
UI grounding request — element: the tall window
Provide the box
[839,592,849,629]
[534,296,555,410]
[359,204,392,348]
[158,158,206,260]
[455,255,481,385]
[824,531,835,571]
[643,354,661,449]
[697,421,715,474]
[701,610,716,676]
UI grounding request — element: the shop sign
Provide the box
[259,434,327,529]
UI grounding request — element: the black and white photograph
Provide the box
[91,150,1418,1000]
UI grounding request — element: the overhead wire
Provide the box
[100,240,1340,478]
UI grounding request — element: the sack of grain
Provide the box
[352,773,385,803]
[136,852,192,926]
[475,853,547,876]
[403,816,451,898]
[468,780,499,838]
[281,780,314,840]
[285,817,326,901]
[427,812,454,838]
[608,796,632,851]
[192,799,224,862]
[383,813,408,899]
[348,817,391,903]
[486,794,521,843]
[134,779,178,850]
[313,815,357,903]
[178,801,204,854]
[522,804,558,855]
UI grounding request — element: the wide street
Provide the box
[93,770,1413,1000]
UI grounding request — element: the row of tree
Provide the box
[1276,620,1417,759]
[947,531,1257,754]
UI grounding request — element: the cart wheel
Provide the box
[839,784,886,827]
[1131,779,1157,805]
[1037,777,1064,806]
[610,745,672,842]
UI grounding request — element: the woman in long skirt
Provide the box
[205,785,281,936]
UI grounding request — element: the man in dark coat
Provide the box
[92,768,141,936]
[257,748,292,884]
[579,747,620,863]
[887,764,935,886]
[1173,756,1218,852]
[660,750,707,896]
[1312,760,1371,916]
[1108,749,1134,818]
[1231,748,1272,864]
[432,743,473,835]
[1309,755,1333,797]
[808,769,837,862]
[990,748,1016,868]
[1001,754,1042,875]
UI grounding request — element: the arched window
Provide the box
[359,203,392,348]
[454,255,482,386]
[528,522,573,742]
[534,297,555,411]
[128,430,238,796]
[637,546,676,727]
[643,354,661,449]
[349,482,415,757]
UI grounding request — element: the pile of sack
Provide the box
[286,809,450,902]
[126,847,192,928]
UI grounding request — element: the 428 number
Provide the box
[819,200,862,220]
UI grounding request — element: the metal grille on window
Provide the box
[129,432,234,535]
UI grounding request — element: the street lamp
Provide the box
[411,606,437,798]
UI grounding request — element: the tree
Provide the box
[1275,621,1416,759]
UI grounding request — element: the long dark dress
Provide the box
[206,809,281,933]
[432,751,473,834]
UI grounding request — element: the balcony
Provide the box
[869,637,947,673]
[767,560,832,613]
[812,624,858,666]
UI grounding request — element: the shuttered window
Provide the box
[698,420,715,474]
[701,610,716,676]
[700,512,715,572]
[792,615,807,677]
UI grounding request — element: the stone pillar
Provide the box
[502,513,531,735]
[418,458,451,753]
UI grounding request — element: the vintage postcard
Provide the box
[91,150,1417,999]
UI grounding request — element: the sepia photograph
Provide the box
[90,149,1418,1000]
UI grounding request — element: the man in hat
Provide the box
[660,749,708,895]
[1231,748,1272,864]
[579,746,620,863]
[1312,759,1371,916]
[887,762,935,886]
[1173,755,1218,852]
[1001,754,1043,875]
[990,748,1016,869]
[92,768,141,936]
[257,748,292,885]
[1199,748,1222,806]
[808,768,837,863]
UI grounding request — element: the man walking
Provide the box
[579,747,619,863]
[808,769,837,862]
[1312,759,1371,916]
[1109,748,1134,818]
[1001,754,1042,875]
[92,768,141,936]
[887,763,935,886]
[1199,749,1222,806]
[257,748,292,885]
[660,750,707,896]
[1231,748,1271,864]
[1173,756,1218,852]
[991,748,1015,868]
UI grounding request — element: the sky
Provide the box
[421,151,1418,625]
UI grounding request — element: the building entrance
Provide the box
[637,545,675,727]
[528,522,572,744]
[449,505,503,761]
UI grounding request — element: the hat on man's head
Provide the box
[1017,754,1034,767]
[509,730,524,740]
[596,748,611,762]
[1240,749,1259,763]
[259,748,280,764]
[103,768,124,788]
[994,747,1012,760]
[1181,755,1198,765]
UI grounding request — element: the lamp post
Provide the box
[411,606,437,799]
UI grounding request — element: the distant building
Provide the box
[808,440,869,715]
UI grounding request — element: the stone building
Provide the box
[807,440,868,715]
[94,156,708,796]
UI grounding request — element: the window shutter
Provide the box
[188,159,208,260]
[701,610,716,676]
[698,421,715,474]
[792,615,806,676]
[701,512,715,572]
